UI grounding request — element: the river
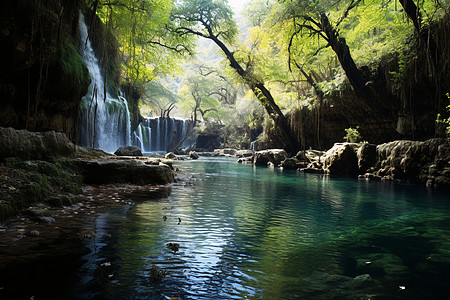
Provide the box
[1,157,450,299]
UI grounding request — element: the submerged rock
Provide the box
[114,146,143,157]
[300,271,384,299]
[167,242,180,252]
[149,265,167,282]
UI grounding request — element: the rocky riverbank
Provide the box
[236,139,450,188]
[0,127,176,221]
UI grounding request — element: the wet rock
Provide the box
[253,149,287,166]
[236,150,254,158]
[281,157,309,170]
[114,146,143,157]
[194,152,218,157]
[214,148,238,156]
[189,151,199,159]
[149,265,167,282]
[28,230,40,237]
[165,152,177,159]
[357,143,377,173]
[238,157,253,164]
[370,138,449,186]
[299,167,324,174]
[167,242,180,252]
[0,126,75,160]
[322,143,359,176]
[75,159,175,185]
[296,149,325,162]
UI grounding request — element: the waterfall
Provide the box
[78,13,192,154]
[155,118,161,151]
[136,124,145,152]
[77,13,132,153]
[133,117,192,153]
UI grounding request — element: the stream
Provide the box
[1,157,450,299]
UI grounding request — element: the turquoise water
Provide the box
[73,157,450,299]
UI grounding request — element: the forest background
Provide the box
[88,0,450,152]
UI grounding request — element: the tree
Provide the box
[275,0,369,96]
[170,0,299,152]
[90,0,195,90]
[178,63,229,126]
[142,81,179,117]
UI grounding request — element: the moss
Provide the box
[59,38,90,86]
[0,159,84,221]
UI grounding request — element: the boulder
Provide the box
[373,138,449,186]
[357,143,377,173]
[322,143,359,176]
[281,157,307,170]
[0,127,75,160]
[165,152,177,159]
[253,149,287,166]
[114,146,143,156]
[195,152,218,157]
[237,157,253,164]
[222,148,237,156]
[236,150,254,158]
[189,151,199,159]
[75,159,174,185]
[296,149,325,162]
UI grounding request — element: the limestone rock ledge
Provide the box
[0,126,75,160]
[271,138,449,187]
[74,159,174,185]
[0,127,176,220]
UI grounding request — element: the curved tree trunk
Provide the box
[320,13,368,96]
[209,34,299,152]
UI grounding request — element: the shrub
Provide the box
[436,93,450,136]
[344,126,363,143]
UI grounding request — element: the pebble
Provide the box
[29,230,40,237]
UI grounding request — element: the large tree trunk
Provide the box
[399,0,438,66]
[320,13,368,96]
[209,34,299,152]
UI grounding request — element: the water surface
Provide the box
[70,157,450,299]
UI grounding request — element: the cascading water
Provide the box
[77,13,132,153]
[77,13,192,153]
[133,117,192,153]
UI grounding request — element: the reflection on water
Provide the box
[3,157,450,299]
[68,157,450,299]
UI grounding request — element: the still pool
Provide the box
[2,157,450,299]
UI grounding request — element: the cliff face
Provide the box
[0,0,90,141]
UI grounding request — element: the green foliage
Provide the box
[344,126,363,143]
[141,81,179,117]
[436,93,450,136]
[59,38,90,85]
[94,0,194,86]
[171,0,238,44]
[388,51,413,92]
